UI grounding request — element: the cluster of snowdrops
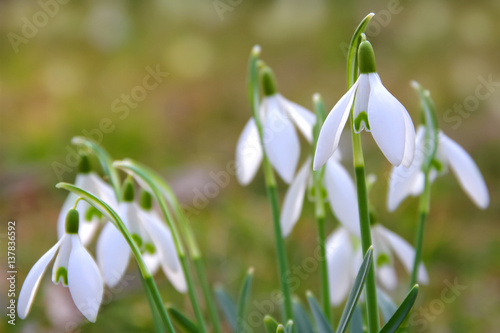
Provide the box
[18,14,488,333]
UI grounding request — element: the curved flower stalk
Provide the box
[280,151,360,238]
[326,225,428,306]
[388,126,489,211]
[314,39,415,170]
[57,155,117,245]
[97,179,186,292]
[18,209,103,322]
[236,66,315,185]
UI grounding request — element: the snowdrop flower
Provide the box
[236,66,315,185]
[326,224,428,305]
[387,126,489,211]
[280,151,360,238]
[57,155,117,245]
[18,208,103,322]
[97,180,186,292]
[314,40,415,170]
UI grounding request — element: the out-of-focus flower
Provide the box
[96,181,186,292]
[18,209,103,322]
[388,126,489,211]
[236,67,315,185]
[57,155,117,245]
[280,151,360,238]
[314,40,415,170]
[326,225,428,305]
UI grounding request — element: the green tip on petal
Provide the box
[85,206,103,222]
[260,66,278,97]
[78,154,91,174]
[140,190,153,210]
[145,243,156,254]
[358,40,377,74]
[55,267,68,286]
[354,111,370,132]
[132,233,143,248]
[122,178,135,202]
[376,253,391,267]
[65,209,80,234]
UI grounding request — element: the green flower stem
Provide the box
[116,159,222,332]
[55,182,175,333]
[346,14,379,333]
[410,82,438,288]
[112,162,208,333]
[247,45,294,324]
[312,94,331,324]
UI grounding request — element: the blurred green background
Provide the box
[1,0,499,332]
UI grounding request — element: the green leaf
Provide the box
[307,291,333,333]
[167,307,199,333]
[71,136,121,199]
[292,299,315,333]
[284,320,294,333]
[347,13,375,88]
[379,285,419,333]
[377,289,397,325]
[264,315,280,333]
[215,286,237,332]
[276,324,285,333]
[237,268,254,333]
[336,246,374,333]
[348,306,363,333]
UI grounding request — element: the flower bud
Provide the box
[65,208,80,234]
[358,40,377,74]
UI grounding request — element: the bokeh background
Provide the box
[1,0,499,332]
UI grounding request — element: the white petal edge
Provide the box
[323,158,360,237]
[367,73,407,166]
[68,235,103,322]
[326,228,354,306]
[52,234,72,284]
[314,80,359,170]
[96,222,131,287]
[401,108,416,168]
[440,133,489,209]
[279,95,316,142]
[18,239,62,319]
[262,95,301,183]
[280,159,311,237]
[235,118,263,185]
[378,225,429,284]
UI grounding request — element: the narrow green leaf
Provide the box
[237,268,254,333]
[214,286,238,332]
[348,306,363,333]
[71,136,121,199]
[284,320,294,333]
[377,289,397,325]
[379,285,419,333]
[264,315,280,333]
[292,299,315,333]
[168,307,199,333]
[347,13,375,87]
[336,246,374,333]
[307,291,333,333]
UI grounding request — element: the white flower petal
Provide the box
[367,73,407,166]
[353,74,370,133]
[378,225,429,284]
[140,211,180,273]
[440,133,489,209]
[263,95,300,183]
[68,235,103,323]
[18,239,62,319]
[280,159,311,237]
[314,80,359,170]
[235,118,263,185]
[140,211,186,293]
[96,222,131,287]
[143,252,161,275]
[372,226,397,290]
[401,109,416,168]
[279,95,316,142]
[323,158,360,237]
[52,235,72,285]
[326,228,354,306]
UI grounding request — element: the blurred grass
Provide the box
[1,0,499,332]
